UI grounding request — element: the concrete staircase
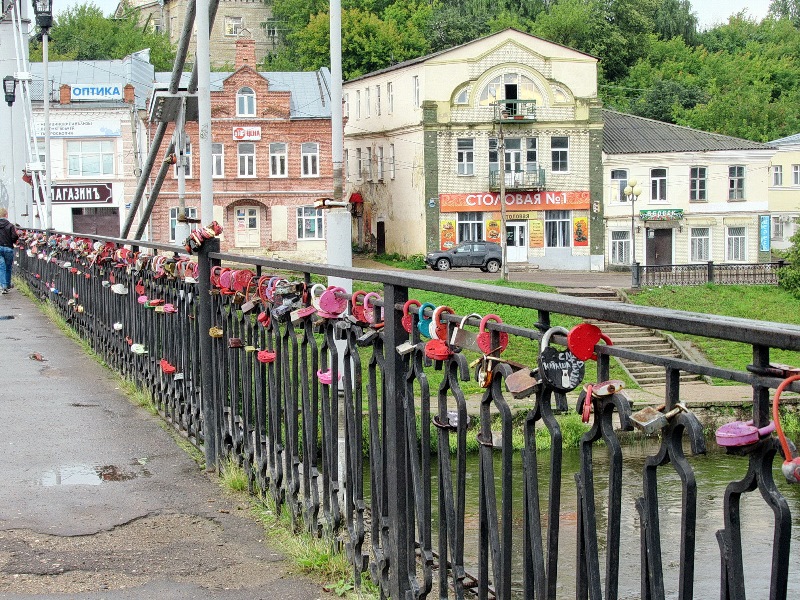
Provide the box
[557,288,707,387]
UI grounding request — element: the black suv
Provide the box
[425,241,502,272]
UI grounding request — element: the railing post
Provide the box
[197,237,219,469]
[707,261,714,284]
[631,262,640,288]
[382,282,411,599]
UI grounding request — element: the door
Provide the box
[451,243,473,267]
[234,206,260,247]
[646,228,673,265]
[504,139,523,186]
[506,221,528,262]
[376,221,386,254]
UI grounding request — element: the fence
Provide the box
[635,260,785,287]
[13,230,800,600]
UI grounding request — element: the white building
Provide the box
[766,133,800,250]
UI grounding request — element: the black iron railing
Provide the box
[637,261,785,287]
[13,230,800,600]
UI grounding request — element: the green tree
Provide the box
[654,0,698,44]
[769,0,800,26]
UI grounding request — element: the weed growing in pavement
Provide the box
[220,457,249,492]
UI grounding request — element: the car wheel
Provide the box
[485,259,500,273]
[436,258,451,271]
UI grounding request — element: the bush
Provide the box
[778,224,800,298]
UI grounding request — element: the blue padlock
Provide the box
[417,302,436,339]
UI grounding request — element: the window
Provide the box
[224,16,243,36]
[773,165,783,186]
[457,212,483,242]
[387,82,394,113]
[389,144,395,179]
[457,138,474,175]
[526,138,538,172]
[301,142,319,177]
[545,210,571,247]
[270,142,287,177]
[297,206,324,240]
[455,88,469,104]
[726,226,746,261]
[356,90,361,119]
[356,148,363,179]
[611,169,628,202]
[67,140,115,176]
[478,72,539,107]
[377,146,384,180]
[173,138,191,178]
[169,206,197,242]
[343,93,349,119]
[729,166,745,200]
[237,87,255,116]
[344,149,350,181]
[364,88,370,118]
[375,85,381,115]
[650,168,667,202]
[793,164,800,186]
[610,230,630,264]
[489,138,499,175]
[690,227,710,262]
[551,136,569,172]
[412,75,420,108]
[366,147,373,181]
[212,143,224,178]
[237,142,255,177]
[690,167,706,201]
[772,216,784,239]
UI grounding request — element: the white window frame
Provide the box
[412,75,420,108]
[457,212,483,242]
[650,168,667,203]
[729,166,745,200]
[793,164,800,186]
[343,93,349,119]
[773,164,783,186]
[237,87,256,116]
[297,206,324,240]
[690,166,706,201]
[690,227,710,262]
[375,85,381,115]
[356,90,361,119]
[365,88,371,118]
[550,136,569,173]
[611,169,628,203]
[169,206,197,242]
[389,144,395,179]
[387,82,394,113]
[377,146,384,180]
[356,148,363,180]
[269,142,287,177]
[344,148,350,181]
[366,147,373,181]
[67,139,115,177]
[545,210,571,247]
[457,138,474,176]
[212,143,224,178]
[772,216,784,240]
[610,230,630,264]
[224,16,243,36]
[301,142,319,177]
[526,138,538,173]
[726,226,747,261]
[237,142,255,177]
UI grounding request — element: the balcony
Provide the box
[489,167,546,191]
[493,99,536,122]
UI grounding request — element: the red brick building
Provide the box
[146,39,333,260]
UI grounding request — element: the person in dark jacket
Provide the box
[0,207,19,294]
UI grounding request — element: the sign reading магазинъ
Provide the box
[640,208,684,221]
[70,84,124,101]
[41,183,113,204]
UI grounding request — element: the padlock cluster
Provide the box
[183,220,223,254]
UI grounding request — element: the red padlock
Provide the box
[401,299,421,333]
[424,338,453,361]
[476,314,509,355]
[773,373,800,483]
[257,350,276,363]
[567,323,613,362]
[432,305,455,341]
[351,290,368,324]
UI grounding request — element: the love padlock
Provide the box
[402,299,421,333]
[431,305,455,341]
[417,302,436,339]
[450,313,481,352]
[363,292,384,326]
[351,290,368,324]
[476,314,509,355]
[538,326,585,393]
[424,338,453,361]
[715,420,774,447]
[319,286,348,316]
[567,322,613,362]
[309,283,327,311]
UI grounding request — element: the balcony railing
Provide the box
[489,167,546,191]
[493,99,536,122]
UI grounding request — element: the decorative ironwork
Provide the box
[639,261,785,287]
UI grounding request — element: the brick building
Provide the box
[146,38,333,260]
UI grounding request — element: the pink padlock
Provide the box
[401,299,421,333]
[319,286,348,316]
[316,368,342,385]
[363,292,383,325]
[715,420,775,447]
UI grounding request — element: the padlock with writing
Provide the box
[417,302,436,339]
[538,326,585,393]
[402,299,421,334]
[476,314,509,355]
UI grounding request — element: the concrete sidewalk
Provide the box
[0,291,333,599]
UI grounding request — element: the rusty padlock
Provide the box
[402,299,421,333]
[505,366,540,399]
[476,314,509,355]
[472,354,504,388]
[577,380,625,423]
[630,403,686,435]
[431,305,454,341]
[538,326,585,393]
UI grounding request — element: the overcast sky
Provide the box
[54,0,773,32]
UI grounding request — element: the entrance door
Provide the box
[646,228,673,265]
[234,206,260,247]
[376,221,385,254]
[506,221,528,262]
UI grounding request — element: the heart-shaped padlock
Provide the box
[424,338,453,361]
[432,305,455,341]
[538,326,585,393]
[363,292,383,325]
[351,290,368,324]
[476,314,509,355]
[319,286,348,315]
[567,322,613,361]
[417,302,436,338]
[402,299,421,333]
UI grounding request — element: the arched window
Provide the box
[478,73,540,107]
[237,87,255,116]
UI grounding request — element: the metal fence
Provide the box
[636,261,785,287]
[13,230,800,600]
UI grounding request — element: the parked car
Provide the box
[425,241,502,272]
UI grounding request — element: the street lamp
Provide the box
[33,0,53,231]
[624,178,642,284]
[3,76,17,106]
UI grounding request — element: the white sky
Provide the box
[54,0,773,31]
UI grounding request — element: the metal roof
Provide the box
[768,133,800,146]
[602,109,772,154]
[152,68,332,119]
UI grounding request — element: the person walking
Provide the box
[0,207,19,294]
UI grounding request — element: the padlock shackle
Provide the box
[459,312,482,330]
[431,305,454,340]
[773,374,800,462]
[363,292,384,325]
[402,298,421,318]
[479,313,503,333]
[351,289,367,306]
[309,283,327,309]
[541,325,569,349]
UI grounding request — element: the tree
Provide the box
[654,0,698,44]
[769,0,800,27]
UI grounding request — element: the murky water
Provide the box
[389,441,800,598]
[40,464,143,486]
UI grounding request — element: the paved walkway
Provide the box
[0,291,333,599]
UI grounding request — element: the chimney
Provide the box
[235,38,256,70]
[59,84,70,105]
[123,83,135,104]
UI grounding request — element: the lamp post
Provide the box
[3,75,16,106]
[624,178,642,286]
[33,0,53,231]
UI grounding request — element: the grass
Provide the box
[368,252,427,270]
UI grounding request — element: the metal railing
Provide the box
[636,260,785,287]
[493,99,537,122]
[489,167,546,191]
[13,230,800,600]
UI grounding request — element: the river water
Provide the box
[414,441,800,598]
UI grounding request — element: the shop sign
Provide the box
[760,215,771,252]
[529,219,544,248]
[439,219,456,250]
[232,126,261,141]
[640,208,683,221]
[45,183,113,204]
[573,217,589,246]
[70,84,123,101]
[440,191,590,212]
[35,119,121,138]
[485,219,502,244]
